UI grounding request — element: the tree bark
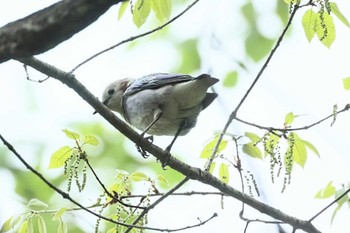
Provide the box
[0,0,122,63]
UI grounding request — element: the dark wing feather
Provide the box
[124,73,194,96]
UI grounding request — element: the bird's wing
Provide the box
[125,73,193,96]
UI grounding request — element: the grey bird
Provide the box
[99,73,219,155]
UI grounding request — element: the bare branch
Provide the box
[124,177,190,233]
[204,3,301,173]
[0,0,123,63]
[236,104,350,133]
[70,0,201,73]
[309,187,350,222]
[17,56,321,233]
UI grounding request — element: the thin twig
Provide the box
[309,187,350,222]
[84,158,146,209]
[236,104,350,133]
[0,133,149,230]
[204,3,301,172]
[124,177,190,233]
[70,0,201,73]
[17,56,322,233]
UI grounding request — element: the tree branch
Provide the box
[0,0,123,63]
[17,56,321,233]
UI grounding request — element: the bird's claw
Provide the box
[136,135,154,159]
[160,148,172,169]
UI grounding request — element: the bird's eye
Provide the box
[108,88,115,95]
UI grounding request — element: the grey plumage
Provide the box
[101,73,218,152]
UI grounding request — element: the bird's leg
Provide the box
[136,109,162,158]
[140,109,163,138]
[161,119,187,168]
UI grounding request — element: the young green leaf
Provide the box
[118,1,129,20]
[330,2,350,28]
[62,129,80,140]
[244,132,260,143]
[208,162,216,174]
[52,208,67,221]
[57,220,67,233]
[223,71,238,88]
[284,112,295,126]
[302,9,317,42]
[242,142,262,159]
[151,0,172,21]
[132,0,151,28]
[342,77,350,90]
[156,175,169,187]
[200,135,228,159]
[49,146,72,169]
[316,11,336,48]
[291,134,307,167]
[37,215,47,233]
[300,139,320,157]
[27,198,48,211]
[0,216,13,233]
[130,172,149,182]
[219,163,229,184]
[315,181,335,198]
[83,135,99,146]
[18,220,28,233]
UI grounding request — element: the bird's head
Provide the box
[99,78,133,114]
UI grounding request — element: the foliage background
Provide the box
[1,0,350,232]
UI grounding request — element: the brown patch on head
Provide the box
[120,78,131,91]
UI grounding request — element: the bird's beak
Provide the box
[93,98,110,115]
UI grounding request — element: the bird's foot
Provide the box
[136,135,154,158]
[159,147,172,169]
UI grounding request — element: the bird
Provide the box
[99,73,219,157]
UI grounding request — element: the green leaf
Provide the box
[27,199,48,211]
[316,11,336,48]
[300,139,320,157]
[52,208,67,221]
[118,1,129,20]
[288,133,307,168]
[242,142,262,159]
[130,172,149,181]
[57,220,67,233]
[27,217,33,233]
[223,71,238,88]
[156,175,169,186]
[208,162,216,174]
[18,220,28,233]
[177,39,201,73]
[219,163,229,184]
[342,77,350,90]
[302,9,317,42]
[151,0,172,21]
[315,182,335,198]
[290,133,307,167]
[245,31,274,62]
[62,129,80,140]
[48,146,72,169]
[330,2,350,28]
[244,132,260,143]
[284,112,295,126]
[0,216,13,233]
[200,135,228,159]
[37,215,47,233]
[132,0,151,28]
[83,135,99,146]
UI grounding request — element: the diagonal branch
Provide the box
[17,56,321,233]
[70,0,201,73]
[0,0,123,63]
[204,3,300,172]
